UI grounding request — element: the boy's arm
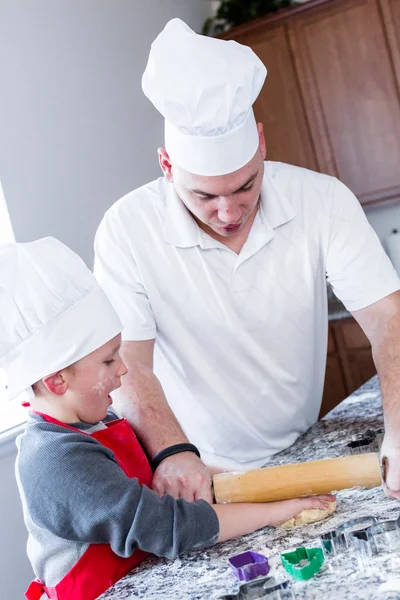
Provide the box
[17,423,334,559]
[214,496,335,542]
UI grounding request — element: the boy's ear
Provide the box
[41,372,68,395]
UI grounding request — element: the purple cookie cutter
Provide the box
[228,551,270,582]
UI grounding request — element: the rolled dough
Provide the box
[279,500,336,529]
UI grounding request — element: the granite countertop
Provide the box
[100,376,400,600]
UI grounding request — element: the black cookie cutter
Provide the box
[218,576,295,599]
[346,428,384,455]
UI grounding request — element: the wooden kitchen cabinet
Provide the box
[319,318,376,418]
[232,24,318,171]
[222,0,400,207]
[321,354,348,418]
[288,0,400,205]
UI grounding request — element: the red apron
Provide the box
[25,412,153,600]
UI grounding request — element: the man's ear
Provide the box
[158,148,174,182]
[41,372,68,395]
[257,123,267,160]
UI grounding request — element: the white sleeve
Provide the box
[325,179,400,312]
[94,211,157,341]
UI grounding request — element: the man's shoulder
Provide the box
[105,176,167,224]
[266,161,338,214]
[267,161,336,187]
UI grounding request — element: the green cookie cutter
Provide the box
[280,546,324,581]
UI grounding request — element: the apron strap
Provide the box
[25,579,58,600]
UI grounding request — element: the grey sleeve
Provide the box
[17,423,219,559]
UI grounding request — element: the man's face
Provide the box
[160,123,267,240]
[173,153,264,238]
[62,334,127,423]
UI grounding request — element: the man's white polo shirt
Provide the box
[94,162,399,471]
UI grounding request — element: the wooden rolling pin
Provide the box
[213,453,382,504]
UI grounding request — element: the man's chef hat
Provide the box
[142,18,267,176]
[0,237,122,401]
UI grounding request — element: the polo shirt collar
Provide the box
[163,163,296,248]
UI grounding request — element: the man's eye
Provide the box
[242,184,254,192]
[104,359,115,366]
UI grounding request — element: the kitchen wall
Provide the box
[0,430,29,600]
[0,3,212,599]
[366,204,400,254]
[2,0,399,265]
[1,0,212,267]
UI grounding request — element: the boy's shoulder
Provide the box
[16,412,116,474]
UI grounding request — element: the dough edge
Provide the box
[279,500,337,529]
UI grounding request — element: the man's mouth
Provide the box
[223,223,241,233]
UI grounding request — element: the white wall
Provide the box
[0,0,212,267]
[0,3,212,599]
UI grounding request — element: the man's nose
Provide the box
[117,358,128,378]
[217,197,241,224]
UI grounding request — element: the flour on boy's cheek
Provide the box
[91,381,106,395]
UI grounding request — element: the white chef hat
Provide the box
[142,18,267,176]
[0,237,122,401]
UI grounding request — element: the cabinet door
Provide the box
[338,318,377,392]
[289,0,400,205]
[347,349,377,391]
[320,354,348,418]
[340,320,370,350]
[231,24,317,171]
[380,0,400,92]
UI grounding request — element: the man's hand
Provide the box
[381,436,400,500]
[152,452,213,503]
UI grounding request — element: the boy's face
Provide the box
[62,334,127,423]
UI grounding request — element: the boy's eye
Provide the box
[103,359,115,366]
[241,183,254,192]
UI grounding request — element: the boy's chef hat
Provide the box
[142,18,267,176]
[0,237,122,400]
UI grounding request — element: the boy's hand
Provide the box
[152,452,213,503]
[267,494,336,527]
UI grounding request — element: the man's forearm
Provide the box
[370,314,400,438]
[353,292,400,438]
[114,341,213,502]
[112,362,188,456]
[354,292,400,497]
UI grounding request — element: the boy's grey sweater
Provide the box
[15,411,219,588]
